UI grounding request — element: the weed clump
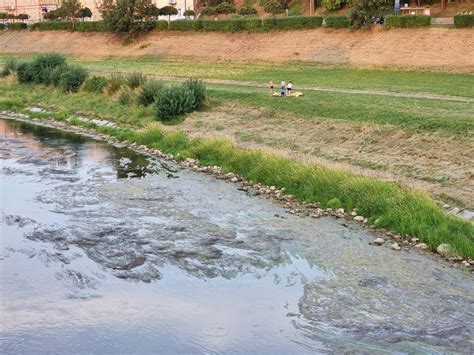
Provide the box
[154,85,195,121]
[137,80,163,106]
[58,66,88,93]
[84,76,108,93]
[107,73,125,95]
[117,87,136,106]
[126,72,146,89]
[1,58,18,77]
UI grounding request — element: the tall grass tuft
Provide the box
[137,80,164,106]
[126,72,146,89]
[107,73,126,95]
[1,58,18,77]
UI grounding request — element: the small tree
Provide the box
[321,0,344,11]
[16,14,29,22]
[146,4,161,19]
[77,7,92,20]
[61,0,83,29]
[160,6,178,22]
[201,7,217,17]
[238,6,257,16]
[263,1,284,17]
[183,9,196,18]
[216,2,236,17]
[100,0,156,35]
[348,0,391,28]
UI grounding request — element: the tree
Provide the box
[183,9,196,18]
[146,4,161,19]
[16,14,30,22]
[263,1,284,17]
[62,0,83,28]
[321,0,344,11]
[201,7,217,17]
[348,0,391,28]
[238,6,257,16]
[77,7,92,20]
[43,7,67,21]
[160,6,178,23]
[216,2,236,17]
[100,0,156,35]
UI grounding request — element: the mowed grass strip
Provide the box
[1,54,472,98]
[1,83,473,259]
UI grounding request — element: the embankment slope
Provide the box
[1,27,473,70]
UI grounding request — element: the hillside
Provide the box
[1,27,473,70]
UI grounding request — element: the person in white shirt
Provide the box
[287,81,293,95]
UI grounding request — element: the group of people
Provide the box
[269,80,294,96]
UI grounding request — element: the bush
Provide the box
[240,18,262,31]
[263,1,284,16]
[58,65,88,92]
[288,4,301,17]
[184,9,196,18]
[217,2,237,16]
[201,7,218,17]
[155,20,169,30]
[75,21,106,32]
[1,58,18,77]
[262,16,323,30]
[49,65,68,86]
[202,19,242,32]
[30,22,73,31]
[0,24,5,30]
[453,15,474,28]
[107,73,125,95]
[7,23,27,30]
[169,19,200,31]
[15,53,66,84]
[349,0,391,28]
[385,15,431,28]
[137,80,164,106]
[238,6,258,16]
[84,76,107,93]
[117,87,135,105]
[325,15,350,28]
[321,0,345,10]
[126,72,146,89]
[155,85,195,121]
[16,62,35,83]
[182,79,207,110]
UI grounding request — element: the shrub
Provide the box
[7,23,27,30]
[75,21,106,32]
[0,24,5,30]
[201,7,218,17]
[321,0,345,11]
[126,72,146,88]
[117,87,135,105]
[453,15,474,28]
[288,3,301,16]
[107,73,125,95]
[240,18,262,31]
[262,16,323,30]
[184,9,196,18]
[30,22,73,31]
[385,15,430,28]
[325,15,349,28]
[49,65,68,86]
[217,2,237,17]
[15,53,66,84]
[138,80,164,106]
[155,20,169,30]
[154,85,195,121]
[1,58,18,77]
[238,6,258,16]
[202,19,242,32]
[84,76,107,93]
[348,0,391,28]
[326,197,343,209]
[169,19,199,31]
[263,1,284,16]
[16,62,35,83]
[58,65,88,92]
[101,0,157,35]
[182,79,207,110]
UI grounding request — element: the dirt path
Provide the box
[1,27,473,71]
[91,70,474,102]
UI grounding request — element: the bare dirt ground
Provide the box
[1,27,473,71]
[170,103,474,208]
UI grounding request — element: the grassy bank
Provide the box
[1,54,473,98]
[1,81,473,260]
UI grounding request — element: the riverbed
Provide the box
[1,118,473,353]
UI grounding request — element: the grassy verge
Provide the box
[1,82,473,260]
[1,54,473,98]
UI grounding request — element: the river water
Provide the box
[1,118,473,354]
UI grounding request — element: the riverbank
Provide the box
[1,107,473,266]
[1,27,473,71]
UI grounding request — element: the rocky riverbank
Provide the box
[1,108,472,272]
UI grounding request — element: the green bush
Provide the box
[155,20,169,30]
[288,3,301,16]
[385,15,431,28]
[84,76,107,93]
[15,53,66,84]
[107,73,125,95]
[349,0,391,28]
[154,85,195,121]
[117,87,135,105]
[202,19,242,32]
[453,15,474,28]
[262,16,323,30]
[126,72,146,89]
[49,65,68,86]
[75,21,106,32]
[321,0,345,11]
[1,58,18,77]
[58,65,88,92]
[240,18,262,31]
[182,79,207,110]
[30,21,73,31]
[16,62,35,83]
[201,7,218,17]
[137,80,164,106]
[7,23,27,30]
[169,19,200,31]
[0,24,5,30]
[238,6,258,16]
[325,15,350,28]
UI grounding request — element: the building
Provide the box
[0,0,196,23]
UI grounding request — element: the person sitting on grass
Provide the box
[287,81,293,95]
[280,80,286,96]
